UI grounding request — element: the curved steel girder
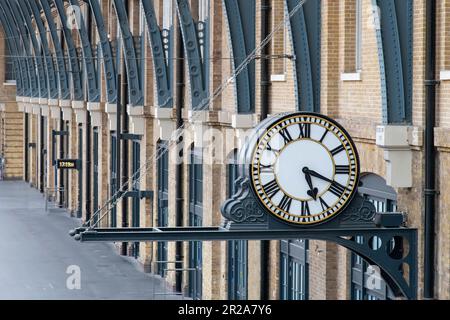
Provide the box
[52,0,84,101]
[25,0,59,100]
[286,0,321,112]
[176,0,208,110]
[141,0,173,108]
[39,0,71,101]
[375,0,413,124]
[0,7,24,96]
[0,2,31,97]
[87,0,117,104]
[14,0,48,99]
[4,0,40,99]
[111,0,144,106]
[223,0,255,114]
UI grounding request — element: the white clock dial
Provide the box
[250,113,359,225]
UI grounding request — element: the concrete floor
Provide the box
[0,181,180,300]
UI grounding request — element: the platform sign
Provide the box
[57,159,81,170]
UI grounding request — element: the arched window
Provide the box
[350,173,398,300]
[227,149,248,300]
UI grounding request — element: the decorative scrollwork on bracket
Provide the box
[221,177,267,224]
[339,196,377,225]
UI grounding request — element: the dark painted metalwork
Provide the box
[175,0,208,110]
[374,0,413,124]
[223,0,255,114]
[15,0,48,100]
[74,186,418,300]
[285,0,321,112]
[424,0,437,299]
[52,0,84,102]
[25,0,59,101]
[0,4,25,97]
[87,0,117,104]
[38,0,70,100]
[3,0,40,100]
[141,0,173,108]
[112,0,144,106]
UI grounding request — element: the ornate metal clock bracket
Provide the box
[221,176,418,300]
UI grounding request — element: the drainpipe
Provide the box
[424,0,437,300]
[86,110,92,223]
[175,23,185,293]
[121,67,130,256]
[24,113,29,182]
[260,0,271,300]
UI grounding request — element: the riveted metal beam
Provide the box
[285,0,321,112]
[375,0,413,124]
[176,0,208,110]
[85,0,117,104]
[141,0,173,108]
[25,0,59,101]
[223,0,255,114]
[74,225,417,299]
[0,1,33,99]
[4,0,40,100]
[15,0,48,100]
[52,0,84,102]
[0,6,25,97]
[112,0,144,106]
[39,0,71,101]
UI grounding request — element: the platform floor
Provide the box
[0,181,180,300]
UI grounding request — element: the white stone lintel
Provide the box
[61,106,73,121]
[24,104,33,114]
[127,105,145,135]
[87,102,101,112]
[155,107,173,120]
[90,110,103,127]
[155,108,175,140]
[39,98,48,106]
[59,100,72,108]
[232,113,255,129]
[188,110,208,124]
[376,125,413,188]
[50,106,61,119]
[41,105,50,117]
[74,109,87,124]
[72,100,85,110]
[30,98,40,105]
[106,103,117,131]
[17,103,24,112]
[48,99,59,107]
[32,105,41,115]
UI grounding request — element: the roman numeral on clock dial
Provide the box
[298,123,311,139]
[263,179,280,199]
[319,197,330,211]
[260,164,274,174]
[331,145,346,156]
[279,128,293,144]
[279,195,293,212]
[329,180,348,197]
[335,165,350,174]
[301,201,311,216]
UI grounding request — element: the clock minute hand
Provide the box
[305,168,334,184]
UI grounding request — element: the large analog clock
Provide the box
[249,112,360,225]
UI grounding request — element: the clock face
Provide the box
[250,113,359,225]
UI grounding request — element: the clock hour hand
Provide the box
[302,167,318,200]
